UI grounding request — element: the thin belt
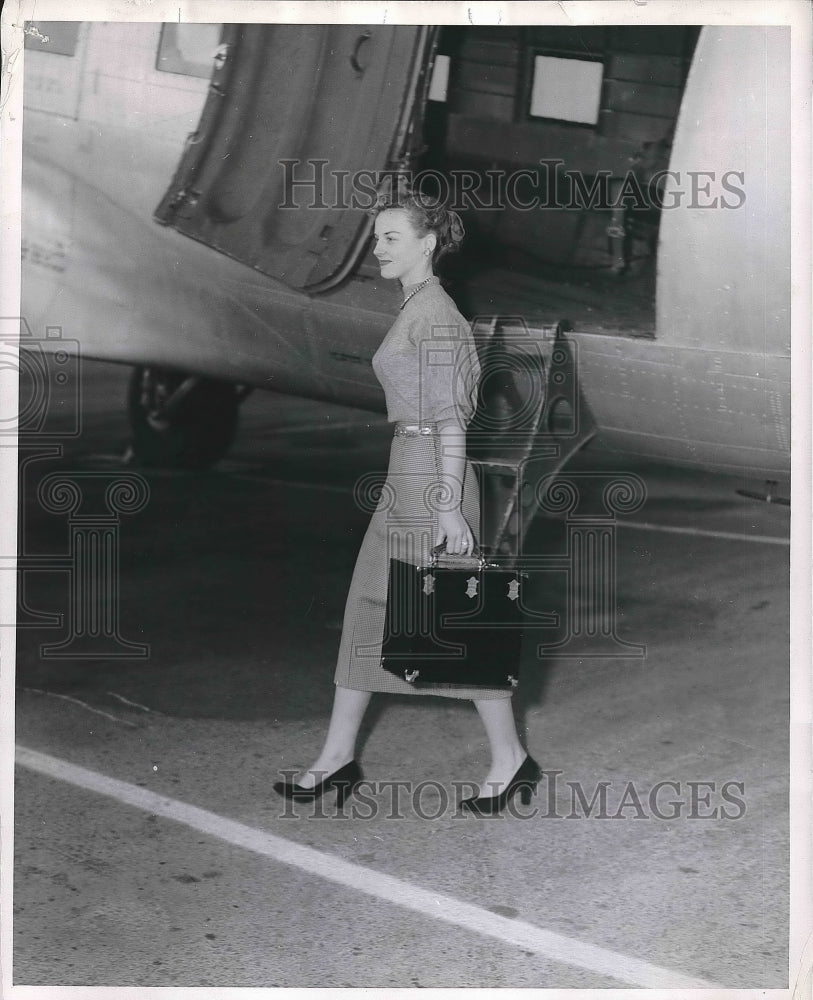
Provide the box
[393,421,438,437]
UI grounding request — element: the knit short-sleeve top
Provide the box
[372,278,481,428]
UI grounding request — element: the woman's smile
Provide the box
[373,208,434,287]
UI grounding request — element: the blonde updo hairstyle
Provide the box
[374,190,465,265]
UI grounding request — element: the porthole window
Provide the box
[529,54,603,125]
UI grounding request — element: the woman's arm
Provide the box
[435,421,474,554]
[408,300,479,554]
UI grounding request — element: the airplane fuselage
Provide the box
[20,21,791,479]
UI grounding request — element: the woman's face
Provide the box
[373,209,435,286]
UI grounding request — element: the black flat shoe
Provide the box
[273,760,362,808]
[459,755,541,816]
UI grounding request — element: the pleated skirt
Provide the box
[333,429,512,699]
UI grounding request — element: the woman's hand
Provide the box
[436,509,474,555]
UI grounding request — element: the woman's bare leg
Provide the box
[472,697,527,795]
[294,686,372,788]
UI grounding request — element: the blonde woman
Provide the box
[274,192,538,815]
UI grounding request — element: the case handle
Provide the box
[429,543,488,571]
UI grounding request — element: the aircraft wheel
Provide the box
[126,366,241,469]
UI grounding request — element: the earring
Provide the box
[424,248,432,256]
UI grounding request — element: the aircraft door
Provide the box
[155,24,434,291]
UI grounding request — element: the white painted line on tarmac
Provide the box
[272,419,384,434]
[18,690,138,728]
[80,458,357,495]
[619,520,789,546]
[228,475,353,494]
[16,744,718,990]
[70,466,792,543]
[105,691,160,714]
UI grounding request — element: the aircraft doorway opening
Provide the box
[409,25,700,337]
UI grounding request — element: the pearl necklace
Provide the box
[400,277,433,310]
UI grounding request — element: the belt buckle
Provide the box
[394,421,437,437]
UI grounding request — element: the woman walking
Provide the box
[274,191,538,815]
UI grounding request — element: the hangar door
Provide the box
[155,24,434,291]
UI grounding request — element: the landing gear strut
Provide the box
[126,366,249,469]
